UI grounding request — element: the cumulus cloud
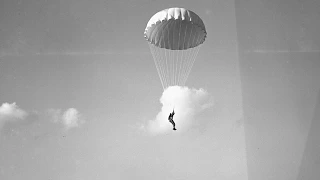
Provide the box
[47,108,84,130]
[62,108,84,129]
[0,102,28,130]
[145,86,213,134]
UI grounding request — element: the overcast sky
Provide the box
[0,0,319,180]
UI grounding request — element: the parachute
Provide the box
[144,7,207,90]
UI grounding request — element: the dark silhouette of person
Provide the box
[168,109,176,130]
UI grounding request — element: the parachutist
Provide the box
[168,109,176,130]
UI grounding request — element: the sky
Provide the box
[0,0,319,180]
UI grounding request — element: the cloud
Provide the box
[0,102,28,130]
[62,108,84,129]
[144,86,213,135]
[47,108,84,130]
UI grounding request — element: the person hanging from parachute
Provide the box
[168,109,176,130]
[144,8,206,131]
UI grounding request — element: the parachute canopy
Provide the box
[144,8,207,50]
[144,8,206,90]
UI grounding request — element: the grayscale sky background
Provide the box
[0,0,319,180]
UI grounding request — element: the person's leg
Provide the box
[169,119,176,130]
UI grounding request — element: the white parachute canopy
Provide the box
[144,8,207,90]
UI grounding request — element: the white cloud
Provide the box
[145,86,213,135]
[62,108,84,130]
[47,108,84,130]
[0,102,28,130]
